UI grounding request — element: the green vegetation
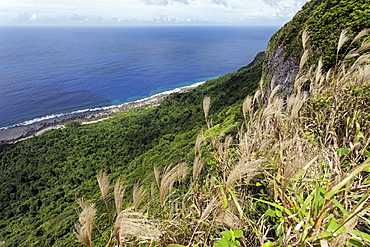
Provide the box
[0,53,263,246]
[71,29,370,246]
[0,1,369,246]
[268,0,369,69]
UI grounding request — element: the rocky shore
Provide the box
[0,82,203,145]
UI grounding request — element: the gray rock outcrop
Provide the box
[263,45,300,97]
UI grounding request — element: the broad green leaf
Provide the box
[167,245,187,247]
[220,237,229,246]
[234,230,243,238]
[275,209,283,218]
[221,231,231,240]
[265,208,276,217]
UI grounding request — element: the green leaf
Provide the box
[265,208,276,217]
[276,221,284,236]
[350,229,370,243]
[249,197,293,217]
[326,217,338,232]
[325,159,370,200]
[228,189,244,218]
[320,232,332,238]
[336,148,350,156]
[261,241,278,247]
[331,198,349,216]
[167,245,187,247]
[219,237,229,246]
[221,231,231,240]
[333,225,346,237]
[275,209,283,218]
[346,239,364,247]
[234,230,243,238]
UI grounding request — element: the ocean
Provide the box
[0,26,277,129]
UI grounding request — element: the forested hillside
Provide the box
[0,0,369,246]
[0,53,263,246]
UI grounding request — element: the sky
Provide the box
[0,0,310,26]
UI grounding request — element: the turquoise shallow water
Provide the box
[0,26,278,128]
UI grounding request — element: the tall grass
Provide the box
[75,29,370,246]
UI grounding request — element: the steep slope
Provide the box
[0,55,263,246]
[264,0,370,95]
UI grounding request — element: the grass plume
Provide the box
[114,177,125,216]
[74,28,370,247]
[75,198,96,247]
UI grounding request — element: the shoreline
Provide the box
[0,81,205,145]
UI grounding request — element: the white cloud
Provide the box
[16,12,38,21]
[0,0,309,25]
[141,0,191,5]
[211,0,228,7]
[261,0,305,17]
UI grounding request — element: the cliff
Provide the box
[263,0,370,95]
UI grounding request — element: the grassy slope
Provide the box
[0,54,263,246]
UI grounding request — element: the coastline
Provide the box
[0,81,205,145]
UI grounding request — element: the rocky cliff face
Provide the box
[263,45,299,96]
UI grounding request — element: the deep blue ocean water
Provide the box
[0,26,278,128]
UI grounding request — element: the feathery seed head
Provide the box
[116,208,161,244]
[75,197,96,247]
[302,29,310,51]
[153,164,160,186]
[114,177,125,216]
[337,29,350,55]
[203,96,211,120]
[97,171,110,201]
[132,182,145,210]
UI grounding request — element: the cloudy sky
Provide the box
[0,0,309,26]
